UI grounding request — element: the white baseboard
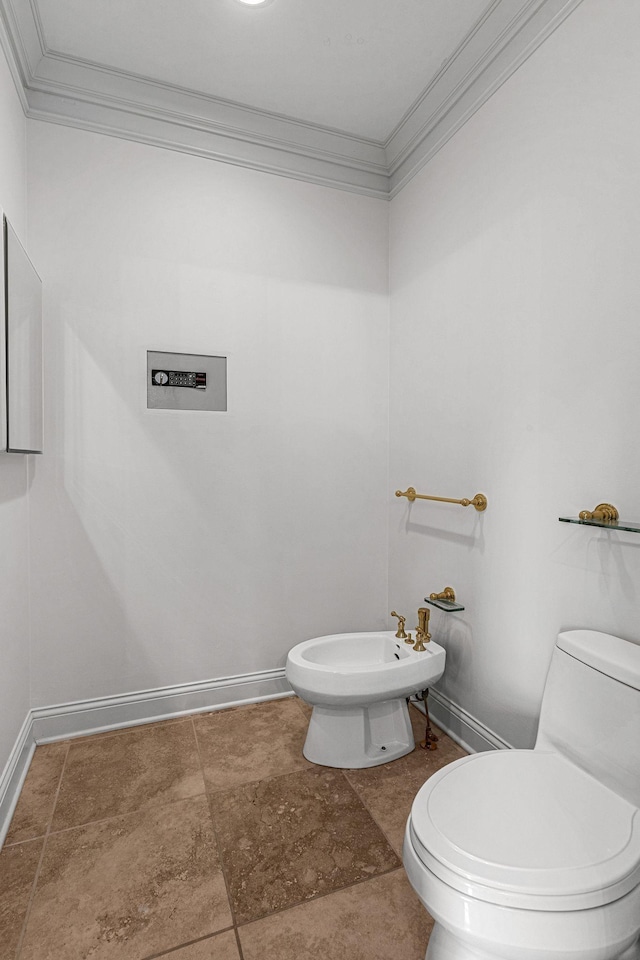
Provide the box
[31,668,292,743]
[418,689,512,753]
[0,713,36,848]
[1,667,291,844]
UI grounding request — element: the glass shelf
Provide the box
[424,597,465,612]
[559,516,640,534]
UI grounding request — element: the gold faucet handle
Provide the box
[413,633,429,652]
[390,611,408,640]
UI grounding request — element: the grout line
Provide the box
[234,863,406,930]
[45,741,71,835]
[15,740,70,959]
[191,716,245,960]
[3,742,69,849]
[140,927,236,960]
[2,835,47,850]
[232,924,245,960]
[38,790,209,840]
[337,767,404,863]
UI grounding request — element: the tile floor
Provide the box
[0,696,467,960]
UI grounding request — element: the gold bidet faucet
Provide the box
[390,611,408,640]
[414,607,431,652]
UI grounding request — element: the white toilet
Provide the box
[286,630,446,768]
[403,629,640,960]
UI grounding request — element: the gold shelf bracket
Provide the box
[430,587,456,603]
[578,503,619,522]
[395,487,487,512]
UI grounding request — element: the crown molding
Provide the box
[0,0,41,77]
[24,51,391,197]
[0,0,30,109]
[0,0,584,198]
[387,0,586,197]
[25,88,392,198]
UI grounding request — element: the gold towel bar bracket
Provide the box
[395,487,487,512]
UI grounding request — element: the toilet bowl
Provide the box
[285,630,446,768]
[403,630,640,960]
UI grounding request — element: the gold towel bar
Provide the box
[395,487,487,512]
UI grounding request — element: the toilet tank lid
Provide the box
[557,630,640,690]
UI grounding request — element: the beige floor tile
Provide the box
[194,698,311,793]
[238,868,433,960]
[344,723,467,856]
[152,930,240,959]
[52,720,205,830]
[211,767,400,924]
[5,743,68,845]
[0,838,43,960]
[20,796,231,960]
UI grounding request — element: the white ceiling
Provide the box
[0,0,584,197]
[35,0,489,142]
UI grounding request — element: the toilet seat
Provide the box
[409,750,640,911]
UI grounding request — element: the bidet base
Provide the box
[619,942,640,960]
[425,924,640,960]
[427,925,489,960]
[303,698,414,768]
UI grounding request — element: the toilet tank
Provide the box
[535,630,640,807]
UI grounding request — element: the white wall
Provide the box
[389,0,640,747]
[8,0,639,756]
[0,49,30,770]
[26,123,390,707]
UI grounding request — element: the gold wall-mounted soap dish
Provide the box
[425,587,464,612]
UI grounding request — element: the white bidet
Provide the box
[285,631,446,769]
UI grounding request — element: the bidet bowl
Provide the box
[286,630,446,706]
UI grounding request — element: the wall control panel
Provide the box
[147,351,227,411]
[152,369,206,389]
